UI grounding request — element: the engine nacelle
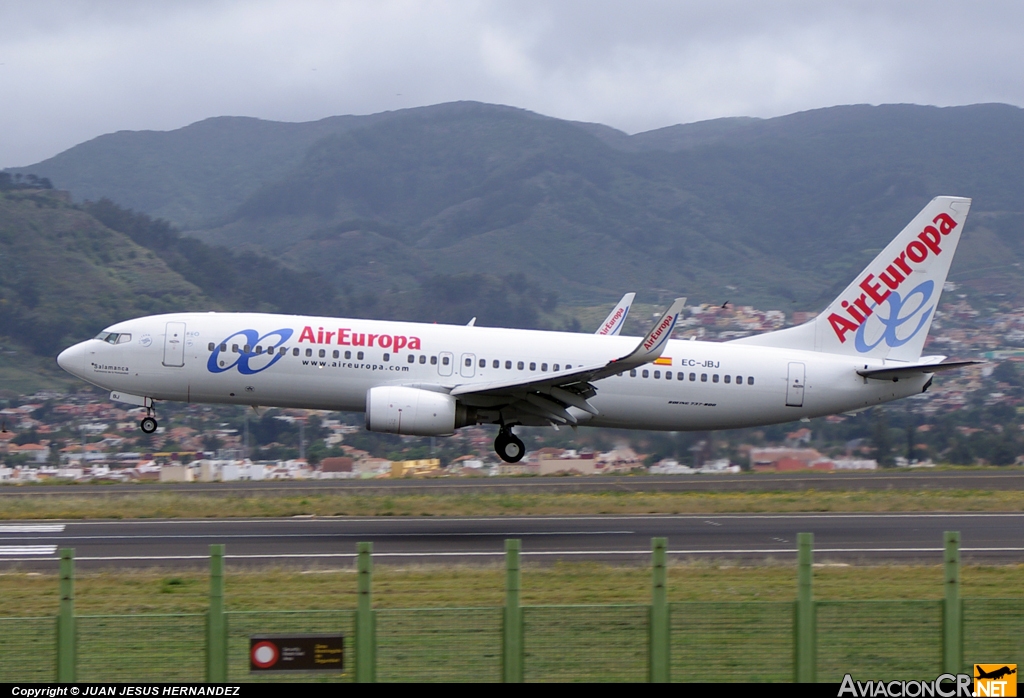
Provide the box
[364,386,473,436]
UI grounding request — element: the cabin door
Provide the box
[786,362,805,407]
[162,322,186,367]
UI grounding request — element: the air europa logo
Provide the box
[643,314,677,352]
[208,328,292,375]
[298,326,421,352]
[828,213,958,344]
[598,308,626,335]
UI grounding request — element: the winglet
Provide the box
[611,297,686,367]
[595,293,635,335]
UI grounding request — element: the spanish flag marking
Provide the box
[654,357,672,366]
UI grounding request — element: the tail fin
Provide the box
[731,196,972,361]
[595,293,635,335]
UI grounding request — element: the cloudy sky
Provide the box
[2,0,1023,167]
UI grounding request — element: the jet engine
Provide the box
[365,386,474,436]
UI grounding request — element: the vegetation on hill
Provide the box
[13,102,1024,309]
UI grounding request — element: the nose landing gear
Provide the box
[139,405,158,434]
[494,427,525,463]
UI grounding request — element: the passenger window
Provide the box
[748,376,754,385]
[383,353,390,362]
[479,358,486,368]
[630,369,637,377]
[420,355,427,364]
[304,348,312,357]
[541,363,548,371]
[493,360,500,369]
[221,344,227,352]
[442,356,449,366]
[566,364,572,369]
[334,350,341,359]
[408,354,415,363]
[701,373,707,382]
[553,364,560,371]
[345,351,352,359]
[666,371,672,380]
[724,375,731,384]
[736,376,742,384]
[357,351,364,360]
[689,373,695,381]
[255,346,263,355]
[530,362,536,371]
[267,347,274,356]
[713,374,719,383]
[243,345,251,353]
[293,348,299,356]
[465,357,472,367]
[208,342,215,351]
[642,370,649,378]
[505,361,512,369]
[430,355,437,365]
[653,370,660,379]
[517,361,524,370]
[319,349,326,358]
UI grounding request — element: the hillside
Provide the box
[11,101,1024,311]
[0,190,366,392]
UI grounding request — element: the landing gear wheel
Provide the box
[494,430,525,463]
[140,417,158,434]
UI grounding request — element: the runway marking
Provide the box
[2,546,1023,562]
[0,546,57,556]
[0,524,64,533]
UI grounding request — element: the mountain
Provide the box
[11,102,1024,311]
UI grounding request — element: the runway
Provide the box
[1,513,1023,569]
[3,469,1024,496]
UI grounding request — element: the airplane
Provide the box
[57,196,978,463]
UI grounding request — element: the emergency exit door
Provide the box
[786,362,805,407]
[163,322,186,367]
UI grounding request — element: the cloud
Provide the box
[2,0,1023,167]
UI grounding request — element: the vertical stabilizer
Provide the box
[731,196,972,362]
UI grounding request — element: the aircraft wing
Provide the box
[856,359,982,381]
[450,298,686,425]
[595,293,635,335]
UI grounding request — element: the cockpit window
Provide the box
[94,332,132,344]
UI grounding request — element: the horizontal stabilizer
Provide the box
[856,359,981,381]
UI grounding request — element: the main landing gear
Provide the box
[494,426,525,464]
[139,405,158,434]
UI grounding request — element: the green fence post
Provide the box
[56,547,75,683]
[355,541,375,683]
[206,544,227,683]
[943,531,962,674]
[650,537,670,683]
[503,539,524,683]
[794,532,816,683]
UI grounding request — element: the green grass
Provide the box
[2,488,1024,520]
[3,562,1023,617]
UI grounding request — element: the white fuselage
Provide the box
[56,312,928,431]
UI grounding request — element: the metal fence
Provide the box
[3,532,1022,683]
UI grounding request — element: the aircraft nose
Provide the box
[56,342,87,377]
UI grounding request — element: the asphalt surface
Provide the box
[3,469,1024,496]
[1,513,1022,569]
